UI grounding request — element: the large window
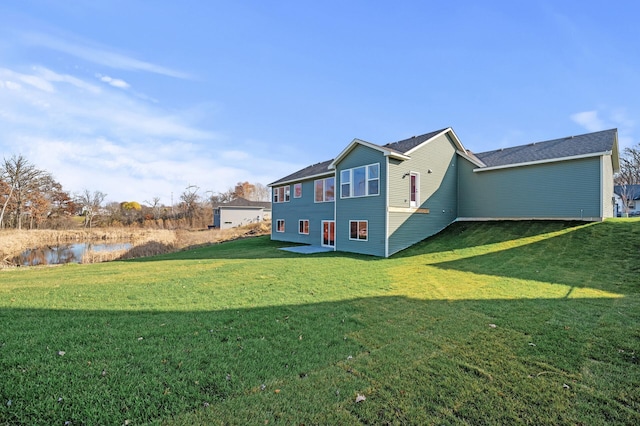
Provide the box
[273,186,290,203]
[299,219,309,234]
[341,163,379,198]
[349,220,368,241]
[293,183,302,198]
[314,177,335,202]
[276,219,285,232]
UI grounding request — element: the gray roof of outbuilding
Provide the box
[215,197,271,209]
[474,129,617,168]
[614,184,640,200]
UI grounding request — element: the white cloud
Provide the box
[20,31,191,79]
[97,74,130,89]
[570,107,637,149]
[570,110,604,132]
[0,64,283,204]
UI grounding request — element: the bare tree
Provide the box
[0,155,47,229]
[251,182,270,201]
[180,185,200,227]
[615,145,640,216]
[77,189,107,228]
[144,196,163,220]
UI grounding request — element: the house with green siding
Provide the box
[269,127,619,257]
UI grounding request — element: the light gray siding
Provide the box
[219,207,264,229]
[271,179,335,245]
[458,156,603,220]
[335,145,386,257]
[602,155,615,218]
[387,133,459,255]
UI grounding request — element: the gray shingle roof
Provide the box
[382,128,450,154]
[269,129,451,186]
[269,159,334,186]
[215,197,271,209]
[474,129,617,168]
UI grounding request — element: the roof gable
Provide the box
[328,138,410,169]
[474,129,618,171]
[383,127,463,154]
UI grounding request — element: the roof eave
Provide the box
[268,170,335,187]
[457,149,486,168]
[473,151,612,172]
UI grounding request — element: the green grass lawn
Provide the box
[1,220,639,425]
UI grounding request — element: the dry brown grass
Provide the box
[1,221,271,267]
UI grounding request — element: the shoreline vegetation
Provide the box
[0,221,271,268]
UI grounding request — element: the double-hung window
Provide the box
[276,219,285,232]
[293,183,302,198]
[341,164,379,198]
[273,186,290,203]
[314,177,335,202]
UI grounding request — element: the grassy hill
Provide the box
[1,220,638,425]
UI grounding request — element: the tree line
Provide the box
[0,154,270,230]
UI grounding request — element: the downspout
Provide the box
[599,156,604,219]
[333,170,337,252]
[385,157,390,258]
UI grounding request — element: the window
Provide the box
[314,177,335,202]
[410,173,419,207]
[341,163,379,198]
[276,219,285,232]
[299,219,309,234]
[294,183,302,198]
[349,220,368,241]
[273,186,290,203]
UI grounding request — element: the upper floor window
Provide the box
[273,185,290,203]
[293,183,302,198]
[314,177,335,202]
[341,163,379,198]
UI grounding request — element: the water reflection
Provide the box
[12,242,133,266]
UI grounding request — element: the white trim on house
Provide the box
[329,139,410,170]
[409,171,420,207]
[385,157,389,258]
[456,149,486,168]
[473,151,613,173]
[405,128,467,155]
[456,216,603,222]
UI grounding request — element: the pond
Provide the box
[11,242,133,266]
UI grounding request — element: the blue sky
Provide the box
[1,1,638,204]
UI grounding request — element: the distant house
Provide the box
[213,197,272,229]
[269,127,619,257]
[614,184,640,216]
